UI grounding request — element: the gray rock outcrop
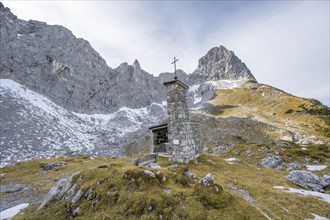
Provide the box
[71,189,83,204]
[72,207,80,217]
[202,146,214,154]
[286,162,301,171]
[260,155,283,169]
[38,176,73,210]
[214,145,232,154]
[323,175,330,185]
[199,173,215,187]
[38,173,82,210]
[143,170,155,178]
[286,170,329,192]
[274,140,291,147]
[228,183,256,205]
[43,162,66,171]
[147,163,161,169]
[184,169,197,180]
[0,184,26,193]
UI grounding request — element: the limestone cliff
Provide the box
[0,3,164,114]
[0,3,256,114]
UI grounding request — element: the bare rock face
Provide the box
[0,184,26,193]
[0,3,164,114]
[191,46,256,82]
[38,172,82,210]
[38,176,73,210]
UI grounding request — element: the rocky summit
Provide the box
[191,45,256,82]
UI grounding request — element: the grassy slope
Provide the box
[207,81,330,144]
[1,148,329,220]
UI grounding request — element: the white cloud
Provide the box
[2,1,329,105]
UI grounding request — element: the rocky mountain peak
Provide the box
[0,2,15,19]
[133,59,141,71]
[192,45,257,82]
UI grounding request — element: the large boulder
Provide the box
[260,155,283,169]
[202,146,213,154]
[274,140,291,147]
[323,175,330,185]
[184,168,197,180]
[199,173,215,187]
[214,145,232,154]
[286,162,301,171]
[143,170,155,178]
[71,189,82,204]
[147,163,161,169]
[42,162,66,171]
[286,170,329,192]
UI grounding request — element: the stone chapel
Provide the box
[149,70,200,163]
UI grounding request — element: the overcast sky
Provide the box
[3,1,329,105]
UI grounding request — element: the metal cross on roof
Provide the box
[171,56,179,80]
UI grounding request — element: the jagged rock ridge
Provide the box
[0,3,165,114]
[0,3,256,115]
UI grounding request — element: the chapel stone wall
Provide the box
[165,81,200,163]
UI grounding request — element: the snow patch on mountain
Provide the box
[73,103,166,135]
[73,105,157,125]
[190,79,248,93]
[193,97,202,105]
[205,79,248,89]
[189,84,200,93]
[188,79,248,107]
[0,203,30,219]
[1,79,72,123]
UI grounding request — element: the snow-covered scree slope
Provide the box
[0,79,166,167]
[187,79,248,108]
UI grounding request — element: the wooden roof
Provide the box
[163,79,188,89]
[149,123,168,131]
